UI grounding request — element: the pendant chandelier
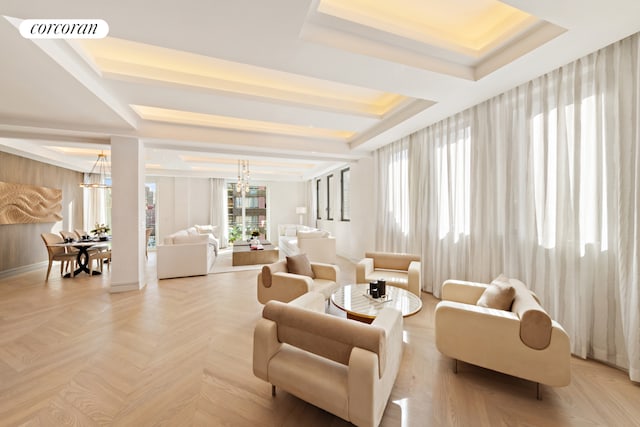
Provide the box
[236,160,250,195]
[80,152,111,188]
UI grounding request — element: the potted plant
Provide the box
[91,223,111,240]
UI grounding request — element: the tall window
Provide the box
[316,178,322,219]
[326,174,334,220]
[341,168,350,221]
[226,184,267,243]
[145,182,157,248]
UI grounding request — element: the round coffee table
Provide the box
[331,284,422,323]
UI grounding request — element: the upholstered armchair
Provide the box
[356,251,421,296]
[434,277,571,398]
[257,255,339,304]
[253,291,403,427]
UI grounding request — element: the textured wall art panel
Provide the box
[0,181,63,224]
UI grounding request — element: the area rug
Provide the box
[210,248,269,274]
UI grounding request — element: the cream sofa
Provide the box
[434,278,571,397]
[156,227,217,279]
[253,291,403,427]
[278,224,336,264]
[356,252,421,296]
[257,259,339,304]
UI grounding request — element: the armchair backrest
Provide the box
[263,300,387,376]
[365,251,420,271]
[41,232,65,256]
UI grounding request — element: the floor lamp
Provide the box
[296,206,307,225]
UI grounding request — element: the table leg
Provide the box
[64,247,101,277]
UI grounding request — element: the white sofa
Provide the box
[435,277,571,397]
[254,291,403,427]
[278,224,336,264]
[156,226,218,279]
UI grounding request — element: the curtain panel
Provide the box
[210,178,229,248]
[375,33,640,380]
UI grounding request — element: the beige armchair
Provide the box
[253,291,403,427]
[356,252,421,296]
[434,277,571,398]
[257,258,339,304]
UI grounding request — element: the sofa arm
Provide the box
[156,242,209,279]
[407,261,421,296]
[258,272,313,303]
[349,307,403,427]
[441,279,488,304]
[311,262,339,281]
[356,258,374,283]
[253,318,281,382]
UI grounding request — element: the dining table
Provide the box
[51,238,111,277]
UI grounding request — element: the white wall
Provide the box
[156,177,305,244]
[262,180,306,241]
[312,157,375,262]
[156,177,211,242]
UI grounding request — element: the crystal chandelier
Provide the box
[80,152,111,188]
[236,160,250,195]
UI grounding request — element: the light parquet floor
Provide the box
[0,254,639,426]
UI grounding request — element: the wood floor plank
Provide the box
[1,253,639,426]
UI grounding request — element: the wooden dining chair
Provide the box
[41,233,77,280]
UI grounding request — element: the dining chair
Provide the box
[89,248,112,274]
[74,229,89,240]
[41,233,77,280]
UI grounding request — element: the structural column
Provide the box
[110,136,146,292]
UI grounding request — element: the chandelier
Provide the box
[236,160,250,195]
[80,152,111,189]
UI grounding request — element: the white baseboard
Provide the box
[0,261,48,280]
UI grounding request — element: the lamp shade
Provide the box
[296,206,307,214]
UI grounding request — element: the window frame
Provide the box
[326,174,334,220]
[340,167,350,221]
[316,178,322,220]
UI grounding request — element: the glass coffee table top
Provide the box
[331,284,422,323]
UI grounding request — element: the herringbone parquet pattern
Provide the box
[0,254,639,426]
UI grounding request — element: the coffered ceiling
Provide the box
[1,0,639,181]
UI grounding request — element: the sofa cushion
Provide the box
[195,224,219,238]
[173,233,208,245]
[287,254,315,278]
[476,275,516,311]
[509,278,552,350]
[261,260,288,288]
[365,252,420,271]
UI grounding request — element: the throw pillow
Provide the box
[476,275,516,311]
[286,254,315,278]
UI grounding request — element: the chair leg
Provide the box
[271,385,276,397]
[45,260,53,281]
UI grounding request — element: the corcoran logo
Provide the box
[19,19,109,39]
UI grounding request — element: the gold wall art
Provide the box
[0,181,63,225]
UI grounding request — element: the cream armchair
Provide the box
[434,278,571,398]
[253,291,403,427]
[356,252,421,296]
[257,259,339,304]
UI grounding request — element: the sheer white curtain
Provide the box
[375,33,640,380]
[210,178,229,248]
[374,137,411,253]
[82,185,109,231]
